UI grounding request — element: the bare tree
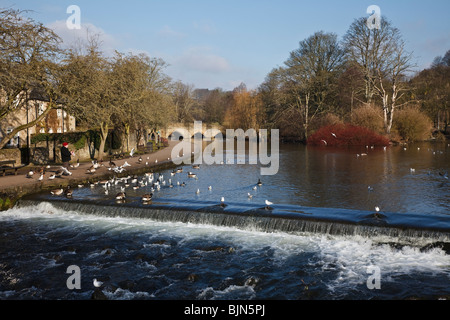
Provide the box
[172,81,195,123]
[281,31,345,139]
[0,8,63,148]
[344,17,415,134]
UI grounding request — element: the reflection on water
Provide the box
[83,141,449,216]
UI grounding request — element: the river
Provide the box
[0,141,449,301]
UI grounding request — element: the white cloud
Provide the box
[46,20,119,56]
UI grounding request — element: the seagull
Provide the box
[38,174,44,181]
[368,186,374,191]
[123,161,131,167]
[331,132,337,138]
[48,174,56,180]
[247,193,253,199]
[265,200,273,209]
[410,168,415,173]
[220,197,226,207]
[129,148,135,157]
[196,188,200,194]
[61,166,73,176]
[26,170,35,178]
[93,278,103,288]
[208,186,212,191]
[321,140,328,146]
[375,206,380,212]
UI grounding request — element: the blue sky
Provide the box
[2,0,450,91]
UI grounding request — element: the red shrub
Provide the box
[307,124,390,147]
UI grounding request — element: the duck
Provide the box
[86,166,96,174]
[50,188,64,196]
[192,164,200,169]
[257,179,262,186]
[71,159,80,168]
[115,192,126,200]
[187,172,197,178]
[64,186,73,197]
[141,193,153,202]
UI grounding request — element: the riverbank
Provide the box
[0,141,188,211]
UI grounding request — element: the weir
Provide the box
[17,195,450,244]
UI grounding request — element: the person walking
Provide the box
[61,142,72,169]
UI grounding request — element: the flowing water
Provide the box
[1,141,449,300]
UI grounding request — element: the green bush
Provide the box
[30,132,88,150]
[394,107,433,142]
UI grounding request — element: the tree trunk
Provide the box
[98,122,109,161]
[124,123,130,153]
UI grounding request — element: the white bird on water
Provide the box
[375,206,380,212]
[93,278,103,288]
[265,200,273,209]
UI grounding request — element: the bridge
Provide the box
[160,122,225,140]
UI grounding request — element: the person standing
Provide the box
[61,142,72,169]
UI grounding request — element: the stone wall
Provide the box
[0,148,21,165]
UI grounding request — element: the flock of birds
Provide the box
[46,154,276,210]
[28,138,449,215]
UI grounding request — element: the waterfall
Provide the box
[16,198,450,243]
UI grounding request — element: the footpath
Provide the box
[0,140,188,210]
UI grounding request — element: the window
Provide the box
[6,128,19,147]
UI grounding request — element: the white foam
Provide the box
[4,203,450,292]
